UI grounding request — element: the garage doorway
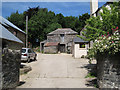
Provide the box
[59,44,65,53]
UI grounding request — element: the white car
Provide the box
[21,48,37,62]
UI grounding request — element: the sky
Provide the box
[2,2,108,18]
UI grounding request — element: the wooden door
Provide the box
[60,44,65,53]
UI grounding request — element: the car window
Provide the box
[22,49,26,53]
[28,49,32,53]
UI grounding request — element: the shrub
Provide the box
[88,27,120,61]
[81,55,85,58]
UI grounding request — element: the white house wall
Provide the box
[74,43,88,59]
[106,5,111,10]
[90,0,98,15]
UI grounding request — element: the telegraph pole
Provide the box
[26,15,28,48]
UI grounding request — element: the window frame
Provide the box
[60,34,65,42]
[79,43,85,48]
[28,49,32,53]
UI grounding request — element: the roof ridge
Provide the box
[48,28,78,35]
[0,16,26,34]
[0,24,23,43]
[57,28,72,29]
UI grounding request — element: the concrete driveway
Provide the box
[18,53,96,88]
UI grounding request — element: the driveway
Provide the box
[18,53,96,88]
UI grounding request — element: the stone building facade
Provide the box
[0,21,23,89]
[44,42,59,54]
[42,28,78,54]
[2,39,22,89]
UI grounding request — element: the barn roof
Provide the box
[44,42,59,47]
[48,28,78,35]
[0,16,26,34]
[0,24,23,44]
[73,37,88,43]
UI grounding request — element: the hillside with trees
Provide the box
[7,7,90,47]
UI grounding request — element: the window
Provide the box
[13,31,17,36]
[79,43,85,48]
[22,49,26,53]
[28,49,32,53]
[60,34,64,42]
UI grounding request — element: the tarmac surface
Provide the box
[18,53,96,88]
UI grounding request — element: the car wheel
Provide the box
[34,56,37,61]
[27,57,30,63]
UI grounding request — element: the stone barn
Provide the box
[0,24,23,89]
[0,16,26,46]
[41,28,78,54]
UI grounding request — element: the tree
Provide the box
[7,6,90,47]
[55,13,66,28]
[27,8,61,46]
[24,6,40,20]
[44,23,62,38]
[80,2,120,41]
[7,11,25,30]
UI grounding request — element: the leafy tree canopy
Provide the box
[80,2,120,41]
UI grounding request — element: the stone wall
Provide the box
[1,39,22,89]
[47,34,76,44]
[64,34,77,44]
[96,53,120,88]
[47,35,60,43]
[44,46,58,54]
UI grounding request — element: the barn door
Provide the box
[60,44,65,53]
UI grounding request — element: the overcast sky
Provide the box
[2,1,107,18]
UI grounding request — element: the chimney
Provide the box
[90,0,98,17]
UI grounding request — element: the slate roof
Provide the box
[0,16,26,34]
[73,37,88,43]
[44,42,59,47]
[0,24,23,44]
[48,28,78,35]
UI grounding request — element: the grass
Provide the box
[94,84,99,88]
[85,72,98,88]
[85,73,96,78]
[33,47,40,52]
[20,70,28,75]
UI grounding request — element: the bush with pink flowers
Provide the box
[88,27,120,60]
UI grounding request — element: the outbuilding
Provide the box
[73,37,89,58]
[0,24,23,89]
[41,28,78,54]
[44,42,59,54]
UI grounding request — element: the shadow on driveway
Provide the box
[18,81,26,86]
[79,63,98,88]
